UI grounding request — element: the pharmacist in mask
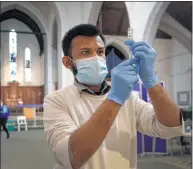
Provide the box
[43,24,184,169]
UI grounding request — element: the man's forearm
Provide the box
[148,84,181,127]
[70,99,121,169]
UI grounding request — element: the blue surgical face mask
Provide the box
[73,56,108,85]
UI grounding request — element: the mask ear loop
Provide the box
[68,56,78,75]
[68,56,76,64]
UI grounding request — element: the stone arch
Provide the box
[49,2,69,89]
[49,2,62,36]
[105,42,128,78]
[88,2,130,36]
[142,1,192,100]
[0,9,44,55]
[51,17,58,91]
[88,2,103,25]
[1,2,48,36]
[143,2,170,44]
[106,41,129,59]
[1,2,50,96]
[143,1,191,49]
[52,18,58,50]
[49,2,62,56]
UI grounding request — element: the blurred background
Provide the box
[0,1,192,169]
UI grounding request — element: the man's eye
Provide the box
[82,51,90,55]
[98,50,104,55]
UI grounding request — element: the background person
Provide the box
[1,101,10,139]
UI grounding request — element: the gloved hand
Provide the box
[107,58,139,105]
[125,40,158,89]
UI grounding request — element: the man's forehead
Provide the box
[95,36,104,45]
[72,35,105,47]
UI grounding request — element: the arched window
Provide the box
[9,29,17,81]
[105,46,126,78]
[25,47,31,82]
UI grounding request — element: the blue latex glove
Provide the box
[107,58,139,105]
[124,40,158,89]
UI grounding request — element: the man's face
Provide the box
[62,35,106,75]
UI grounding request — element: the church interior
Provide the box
[0,1,192,169]
[0,2,192,112]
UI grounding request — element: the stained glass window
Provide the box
[9,29,17,81]
[25,47,31,82]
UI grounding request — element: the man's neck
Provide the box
[75,78,107,93]
[87,85,102,93]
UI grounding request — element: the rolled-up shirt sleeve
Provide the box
[43,93,78,169]
[135,97,184,139]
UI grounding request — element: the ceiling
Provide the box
[98,1,192,39]
[30,1,51,20]
[166,1,192,33]
[98,2,129,36]
[0,9,45,55]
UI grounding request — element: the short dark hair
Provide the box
[62,24,106,56]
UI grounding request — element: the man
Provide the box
[1,101,10,139]
[43,24,183,169]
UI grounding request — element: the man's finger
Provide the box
[134,52,146,59]
[120,70,138,76]
[130,41,151,51]
[118,58,138,67]
[124,40,135,47]
[133,46,149,55]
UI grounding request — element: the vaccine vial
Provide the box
[127,28,133,40]
[127,28,133,59]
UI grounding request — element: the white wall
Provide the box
[1,19,44,86]
[153,38,192,108]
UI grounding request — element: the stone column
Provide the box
[44,34,55,95]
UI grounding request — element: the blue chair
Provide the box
[7,119,15,132]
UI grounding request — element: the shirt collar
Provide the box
[74,79,111,95]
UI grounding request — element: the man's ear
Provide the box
[62,56,72,69]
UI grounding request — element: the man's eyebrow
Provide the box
[80,47,91,50]
[79,47,104,50]
[98,47,105,50]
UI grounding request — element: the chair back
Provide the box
[17,116,27,124]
